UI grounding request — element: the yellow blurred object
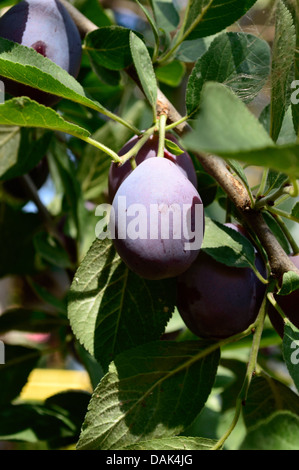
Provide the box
[20,368,93,401]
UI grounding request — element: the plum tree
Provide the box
[176,224,267,339]
[110,157,204,280]
[108,132,198,203]
[267,254,299,337]
[0,0,82,106]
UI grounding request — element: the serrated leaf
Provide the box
[279,271,299,296]
[270,1,296,141]
[0,38,122,118]
[122,436,219,450]
[182,0,257,40]
[0,129,52,181]
[149,0,180,34]
[68,238,176,370]
[186,32,270,115]
[84,26,134,71]
[201,217,256,269]
[0,126,21,178]
[240,411,299,450]
[129,32,157,118]
[77,340,220,450]
[184,82,299,178]
[283,322,299,393]
[242,375,299,429]
[0,98,90,139]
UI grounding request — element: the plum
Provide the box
[0,0,82,106]
[110,157,204,280]
[176,224,267,339]
[108,133,197,203]
[267,254,299,337]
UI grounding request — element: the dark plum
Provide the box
[110,157,204,280]
[108,133,197,203]
[268,254,299,337]
[0,0,82,106]
[176,224,267,339]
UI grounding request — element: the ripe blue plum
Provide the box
[267,254,299,337]
[108,133,197,203]
[176,224,267,339]
[110,157,204,280]
[0,0,82,106]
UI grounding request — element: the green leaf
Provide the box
[181,0,257,40]
[240,411,299,450]
[149,0,180,34]
[264,170,289,196]
[262,212,291,255]
[0,308,67,334]
[0,126,21,178]
[33,232,72,269]
[186,32,270,115]
[135,0,160,57]
[129,32,158,118]
[291,201,299,220]
[279,271,299,296]
[67,238,176,370]
[49,139,88,257]
[283,322,299,393]
[84,26,135,71]
[270,1,296,141]
[164,138,184,155]
[242,375,299,429]
[0,98,90,139]
[122,436,219,450]
[184,82,299,178]
[0,129,52,181]
[156,60,186,87]
[0,344,41,406]
[0,393,90,446]
[77,340,220,450]
[176,36,217,63]
[201,218,256,270]
[0,38,125,119]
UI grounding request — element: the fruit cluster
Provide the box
[109,135,271,339]
[1,1,297,341]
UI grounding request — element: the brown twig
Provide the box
[60,0,299,279]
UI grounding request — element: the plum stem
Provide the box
[119,125,156,165]
[211,291,269,450]
[267,291,287,319]
[81,136,122,163]
[157,114,167,158]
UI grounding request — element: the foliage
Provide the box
[0,0,299,451]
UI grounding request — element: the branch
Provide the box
[60,0,299,279]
